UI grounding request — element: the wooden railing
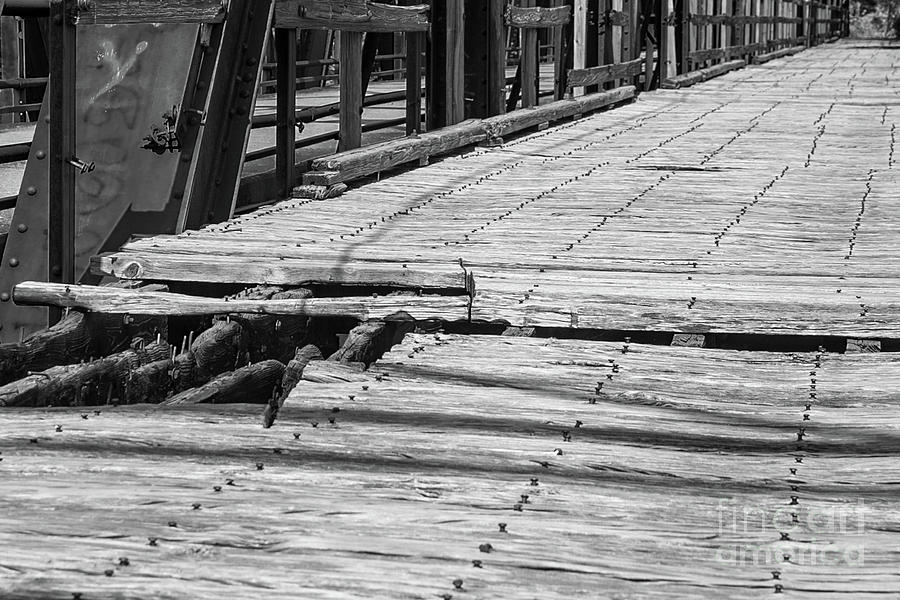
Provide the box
[656,0,847,88]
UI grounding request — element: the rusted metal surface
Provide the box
[0,23,197,342]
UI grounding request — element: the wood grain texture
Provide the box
[74,0,225,24]
[13,283,471,321]
[662,59,747,87]
[566,57,644,89]
[274,0,430,32]
[1,335,897,597]
[95,41,899,339]
[506,5,572,28]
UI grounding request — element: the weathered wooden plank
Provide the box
[566,57,644,89]
[90,253,470,290]
[661,58,746,87]
[1,333,897,597]
[13,282,471,321]
[751,43,805,63]
[74,0,225,24]
[303,86,635,185]
[274,0,430,32]
[506,5,572,28]
[338,30,363,152]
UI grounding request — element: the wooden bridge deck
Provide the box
[102,40,900,338]
[3,334,898,598]
[4,40,900,599]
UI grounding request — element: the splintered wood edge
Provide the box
[89,253,471,291]
[13,282,471,321]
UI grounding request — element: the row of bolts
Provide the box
[441,337,630,598]
[773,347,824,594]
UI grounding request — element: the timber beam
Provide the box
[73,0,226,24]
[506,5,572,28]
[274,0,430,32]
[304,86,635,186]
[13,282,472,321]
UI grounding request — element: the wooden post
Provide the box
[677,0,691,74]
[463,0,505,118]
[573,0,587,95]
[406,31,423,134]
[521,27,538,107]
[427,0,464,129]
[338,30,363,152]
[275,27,297,197]
[624,0,638,86]
[554,0,575,100]
[657,0,673,84]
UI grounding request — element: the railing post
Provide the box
[275,27,297,197]
[463,0,505,117]
[337,31,363,152]
[406,31,424,133]
[427,0,464,129]
[657,0,673,85]
[600,0,614,89]
[675,0,690,74]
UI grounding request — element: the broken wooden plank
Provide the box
[161,359,285,406]
[13,282,472,321]
[274,0,430,32]
[300,359,370,383]
[263,344,324,427]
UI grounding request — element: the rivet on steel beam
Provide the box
[35,150,45,160]
[17,224,27,233]
[8,258,18,267]
[26,186,36,196]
